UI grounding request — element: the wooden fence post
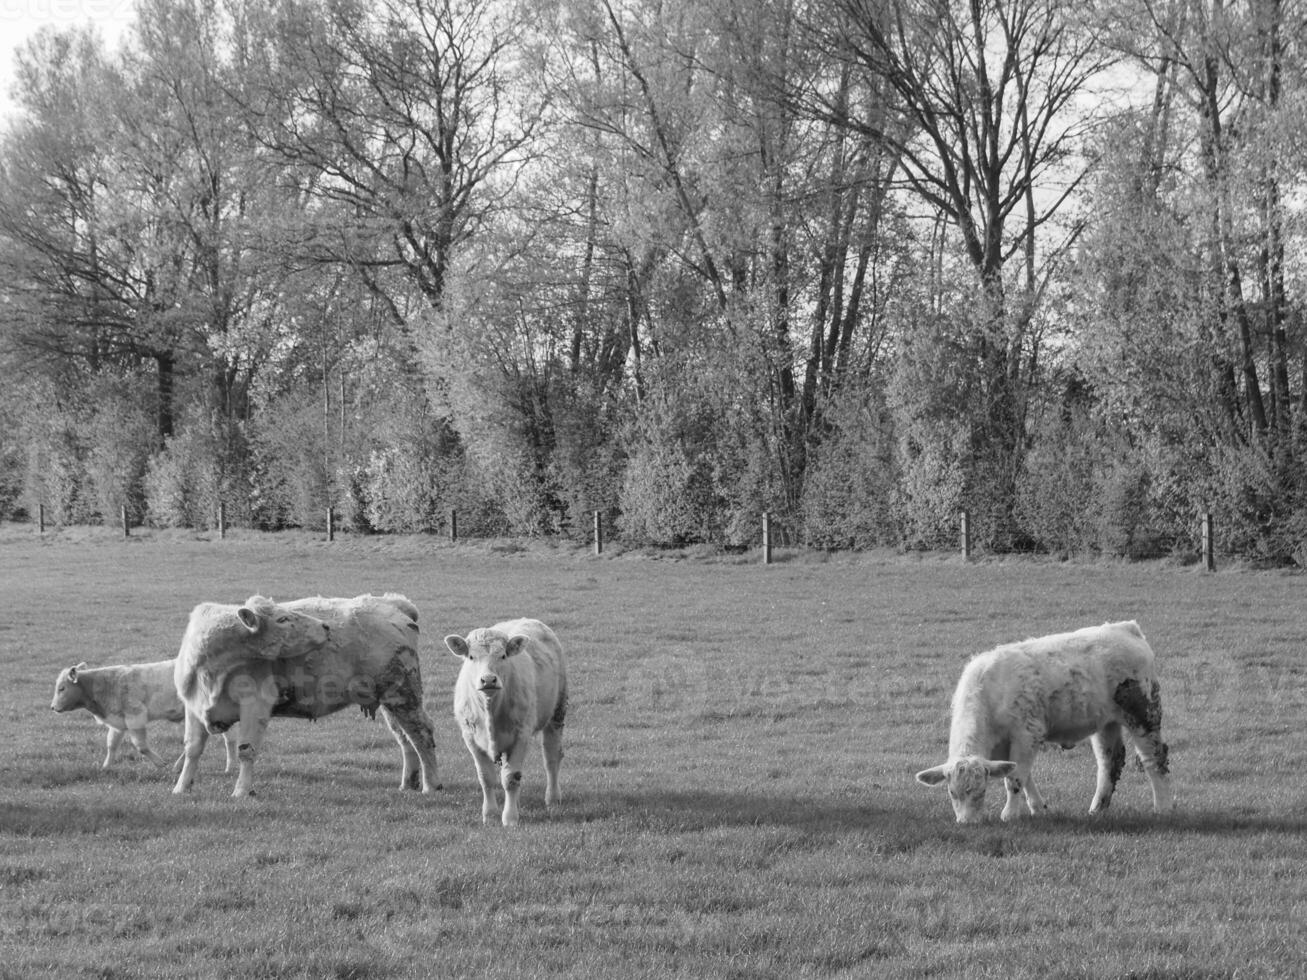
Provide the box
[762,512,773,565]
[121,505,130,538]
[327,506,335,542]
[593,510,603,556]
[38,503,45,534]
[1201,512,1215,572]
[449,509,458,543]
[217,502,226,540]
[960,509,971,560]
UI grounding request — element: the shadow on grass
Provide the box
[0,799,225,837]
[0,774,460,837]
[589,788,883,834]
[1043,805,1307,837]
[562,788,1307,845]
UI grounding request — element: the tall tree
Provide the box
[238,0,541,319]
[0,30,134,394]
[820,0,1115,546]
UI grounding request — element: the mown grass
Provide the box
[2,524,1306,978]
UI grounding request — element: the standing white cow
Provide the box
[172,593,440,798]
[445,618,567,826]
[915,621,1175,823]
[50,660,234,772]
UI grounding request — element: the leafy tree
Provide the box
[817,0,1116,548]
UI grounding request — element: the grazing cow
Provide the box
[445,618,567,826]
[915,621,1175,823]
[50,660,234,772]
[172,593,440,798]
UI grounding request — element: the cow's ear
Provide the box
[67,666,79,683]
[504,636,528,658]
[983,760,1018,780]
[236,606,263,635]
[444,635,470,658]
[915,765,950,787]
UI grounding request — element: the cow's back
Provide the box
[952,621,1156,751]
[286,594,419,657]
[132,660,187,722]
[279,594,423,716]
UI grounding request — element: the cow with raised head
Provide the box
[445,618,567,826]
[51,659,233,772]
[172,593,440,798]
[916,620,1175,823]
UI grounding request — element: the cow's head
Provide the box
[236,596,331,658]
[50,663,90,712]
[915,757,1017,823]
[444,628,529,699]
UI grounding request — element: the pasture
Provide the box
[2,526,1306,979]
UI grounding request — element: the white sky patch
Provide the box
[0,0,134,122]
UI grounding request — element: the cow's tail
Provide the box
[550,678,568,731]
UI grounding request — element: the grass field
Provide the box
[2,525,1306,979]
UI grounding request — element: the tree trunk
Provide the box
[155,351,175,444]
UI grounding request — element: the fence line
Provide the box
[18,502,1225,570]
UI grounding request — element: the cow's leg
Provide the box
[1089,722,1126,813]
[231,701,272,798]
[126,726,170,768]
[172,711,208,794]
[500,740,532,827]
[380,709,420,790]
[1000,739,1045,820]
[465,739,499,824]
[222,733,235,773]
[1114,678,1176,812]
[542,723,563,808]
[102,726,126,769]
[381,704,441,792]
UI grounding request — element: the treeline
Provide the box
[1,0,1305,561]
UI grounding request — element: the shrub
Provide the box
[1097,462,1159,558]
[358,446,457,533]
[619,434,708,546]
[800,396,899,549]
[247,392,331,530]
[894,430,965,550]
[0,380,31,520]
[547,386,624,540]
[143,423,225,529]
[24,424,91,526]
[13,373,158,527]
[1015,411,1098,558]
[1205,438,1307,565]
[82,378,155,525]
[618,393,722,547]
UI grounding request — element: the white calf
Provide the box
[51,660,233,772]
[916,621,1175,822]
[446,619,568,826]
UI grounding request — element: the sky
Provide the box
[0,0,135,123]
